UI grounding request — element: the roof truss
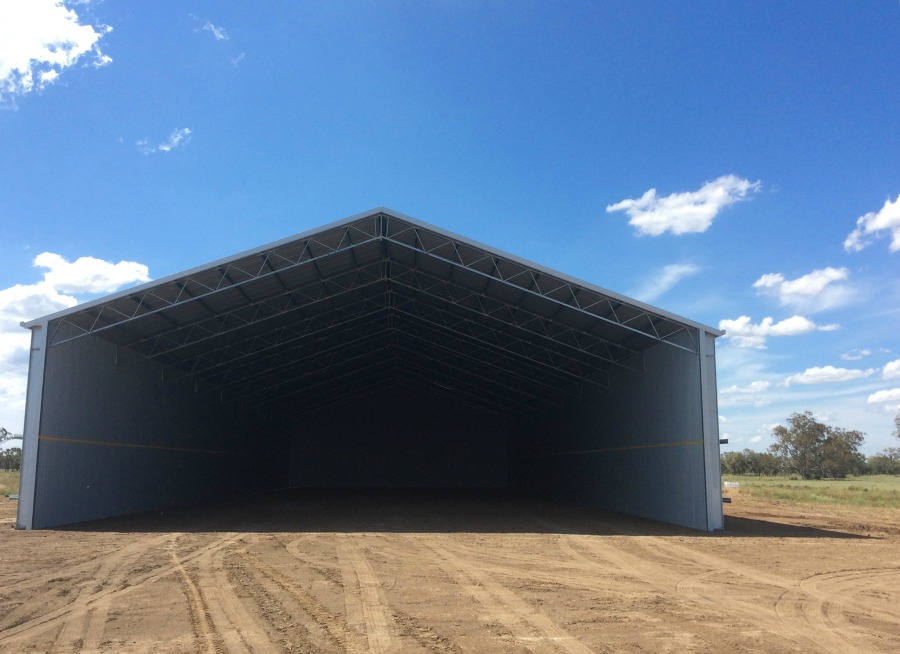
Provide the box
[42,211,706,417]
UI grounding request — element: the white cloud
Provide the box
[749,435,763,444]
[137,127,192,154]
[867,388,900,404]
[721,380,771,394]
[841,348,872,361]
[718,315,839,349]
[752,267,852,312]
[0,252,151,431]
[158,127,191,152]
[201,21,229,41]
[883,359,900,380]
[783,365,875,387]
[606,175,761,236]
[0,252,149,331]
[629,263,699,302]
[0,0,111,106]
[844,194,900,253]
[0,283,76,333]
[34,252,150,293]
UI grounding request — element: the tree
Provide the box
[0,448,21,472]
[820,428,866,478]
[768,411,865,479]
[867,448,900,475]
[894,410,900,440]
[721,451,746,475]
[757,451,783,476]
[720,449,784,476]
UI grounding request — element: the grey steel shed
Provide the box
[16,208,724,530]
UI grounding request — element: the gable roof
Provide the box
[24,208,721,417]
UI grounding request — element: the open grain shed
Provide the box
[16,208,724,530]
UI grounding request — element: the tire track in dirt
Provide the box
[239,548,365,654]
[373,537,609,594]
[775,568,900,653]
[0,532,244,648]
[424,542,599,654]
[283,536,344,592]
[0,550,115,601]
[222,545,320,653]
[572,535,841,652]
[56,534,172,653]
[0,542,148,635]
[533,516,837,654]
[425,539,639,600]
[800,568,900,627]
[195,547,277,654]
[337,535,475,653]
[336,537,403,653]
[563,534,847,653]
[170,535,221,654]
[637,536,900,653]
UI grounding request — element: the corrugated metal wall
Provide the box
[22,327,720,531]
[30,335,283,528]
[511,341,713,530]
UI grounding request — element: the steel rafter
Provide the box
[390,325,580,399]
[190,294,606,396]
[47,221,383,347]
[199,316,394,393]
[161,297,391,383]
[35,212,716,420]
[48,215,698,356]
[393,366,545,416]
[237,339,398,407]
[136,265,387,361]
[387,263,643,369]
[391,367,532,417]
[261,359,542,419]
[389,311,597,394]
[389,292,610,385]
[382,218,699,353]
[251,346,559,412]
[392,344,561,409]
[225,325,571,408]
[248,349,398,410]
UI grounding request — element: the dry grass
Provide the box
[0,470,19,497]
[722,474,900,508]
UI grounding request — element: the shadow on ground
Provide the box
[56,488,870,539]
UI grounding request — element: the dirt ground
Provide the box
[0,489,898,654]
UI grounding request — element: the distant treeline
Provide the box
[722,411,900,479]
[722,447,900,478]
[0,448,21,472]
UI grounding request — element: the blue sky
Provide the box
[1,1,899,453]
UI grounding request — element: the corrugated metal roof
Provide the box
[24,208,721,418]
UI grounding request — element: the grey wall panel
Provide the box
[32,335,283,528]
[33,441,249,528]
[16,324,48,529]
[289,385,508,489]
[700,330,724,530]
[512,341,710,530]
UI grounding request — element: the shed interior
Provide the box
[21,210,722,530]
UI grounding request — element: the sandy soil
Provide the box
[0,489,898,654]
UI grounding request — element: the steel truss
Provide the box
[43,212,702,416]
